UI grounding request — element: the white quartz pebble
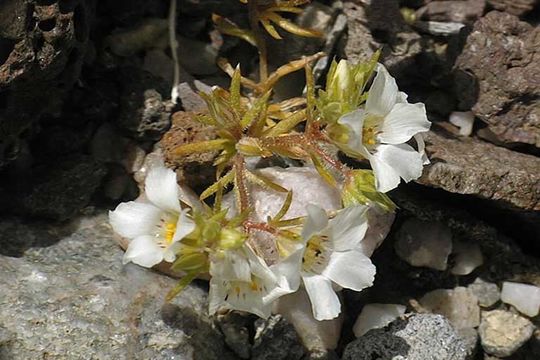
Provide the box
[451,241,483,275]
[501,282,540,317]
[353,304,406,337]
[449,111,475,136]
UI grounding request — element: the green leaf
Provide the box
[272,191,293,222]
[212,14,257,46]
[165,271,200,301]
[245,170,288,193]
[200,169,235,201]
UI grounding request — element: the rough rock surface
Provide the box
[0,0,96,167]
[416,0,486,24]
[486,0,539,16]
[478,310,534,357]
[419,287,480,329]
[252,315,305,360]
[341,0,422,79]
[342,314,468,360]
[0,212,236,360]
[454,11,540,148]
[418,129,540,211]
[160,111,217,191]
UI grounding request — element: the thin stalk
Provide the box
[248,1,268,82]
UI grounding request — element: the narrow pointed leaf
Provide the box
[272,191,293,222]
[174,139,229,157]
[200,170,235,201]
[166,271,200,301]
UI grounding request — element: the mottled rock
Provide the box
[501,281,540,317]
[486,0,539,16]
[217,312,253,359]
[416,0,486,24]
[451,241,483,275]
[457,327,479,359]
[395,218,453,271]
[160,111,217,190]
[418,129,540,211]
[479,310,534,357]
[0,212,234,359]
[343,314,468,360]
[116,67,174,141]
[342,0,422,79]
[468,278,500,308]
[10,155,106,221]
[252,315,305,360]
[419,287,480,329]
[454,11,540,148]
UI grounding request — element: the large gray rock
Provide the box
[454,11,540,148]
[0,212,235,359]
[342,314,468,360]
[418,129,540,211]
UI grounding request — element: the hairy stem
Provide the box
[234,155,250,214]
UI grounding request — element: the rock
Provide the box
[10,155,106,221]
[275,289,343,353]
[0,0,96,168]
[341,0,422,80]
[160,111,217,191]
[353,304,406,337]
[416,0,486,24]
[468,278,500,308]
[454,11,540,148]
[457,327,479,359]
[419,287,480,329]
[217,312,254,359]
[342,314,468,360]
[418,129,540,211]
[105,18,168,57]
[413,21,466,36]
[116,66,174,141]
[133,146,166,189]
[479,310,534,357]
[501,281,540,317]
[251,315,305,360]
[0,212,235,359]
[486,0,539,16]
[449,112,475,137]
[451,241,483,275]
[177,36,218,76]
[394,218,453,271]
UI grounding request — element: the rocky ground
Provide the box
[0,0,539,359]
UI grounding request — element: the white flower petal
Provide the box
[303,274,341,321]
[179,184,204,210]
[301,204,329,241]
[322,250,375,291]
[162,248,177,263]
[271,247,303,293]
[366,64,398,116]
[370,144,424,192]
[172,209,196,243]
[123,235,164,267]
[210,248,252,282]
[109,201,162,239]
[396,91,408,103]
[209,277,272,319]
[329,205,369,252]
[414,133,430,165]
[378,102,431,144]
[337,109,370,156]
[145,166,181,213]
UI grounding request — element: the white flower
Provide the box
[109,166,196,268]
[338,64,431,192]
[209,244,302,318]
[300,204,376,321]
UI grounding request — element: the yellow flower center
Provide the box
[363,127,377,145]
[156,213,179,248]
[302,235,329,272]
[164,222,177,245]
[362,114,382,147]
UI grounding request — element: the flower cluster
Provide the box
[109,58,430,322]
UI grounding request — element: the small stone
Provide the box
[451,240,483,275]
[353,304,406,337]
[419,287,480,329]
[449,112,475,137]
[395,218,453,271]
[416,0,486,24]
[275,289,342,352]
[343,314,468,360]
[414,21,466,36]
[177,36,218,76]
[457,327,479,359]
[501,281,540,317]
[252,315,305,360]
[468,278,500,308]
[479,310,534,357]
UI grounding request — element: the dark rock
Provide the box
[454,11,540,148]
[416,0,486,24]
[10,155,106,221]
[217,312,254,359]
[252,315,305,360]
[160,111,217,191]
[0,0,96,168]
[342,314,468,360]
[116,67,174,141]
[418,128,540,211]
[486,0,539,16]
[341,0,422,80]
[0,212,234,359]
